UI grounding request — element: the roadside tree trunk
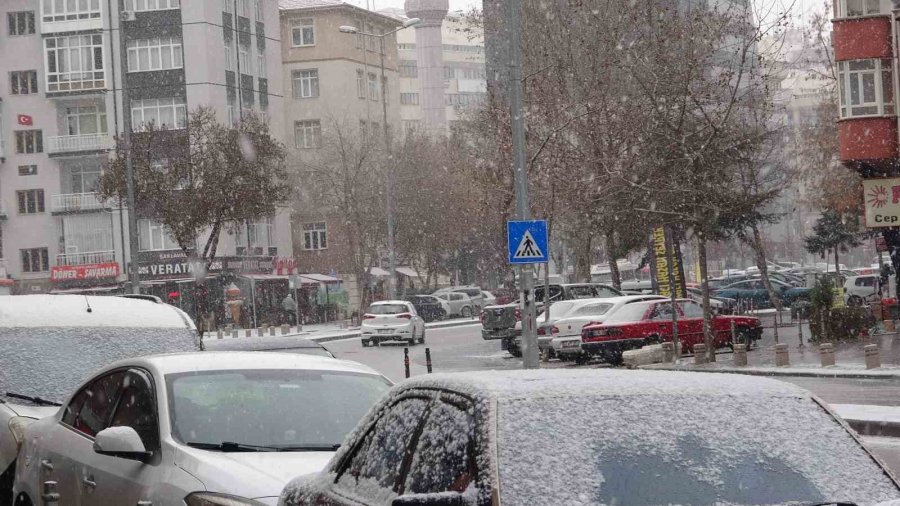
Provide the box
[749,224,783,311]
[607,233,622,290]
[834,247,840,275]
[572,235,593,283]
[698,236,715,361]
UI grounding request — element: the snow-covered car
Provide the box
[0,294,200,503]
[12,352,391,506]
[205,335,336,358]
[433,292,476,318]
[360,301,426,347]
[279,369,900,505]
[844,274,880,306]
[480,291,497,307]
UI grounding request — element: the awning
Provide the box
[395,267,420,278]
[369,267,390,277]
[297,273,342,284]
[238,274,290,282]
[50,285,120,294]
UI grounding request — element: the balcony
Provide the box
[46,134,112,156]
[51,192,110,214]
[56,250,116,266]
[41,7,103,35]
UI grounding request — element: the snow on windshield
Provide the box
[497,394,899,505]
[366,304,408,315]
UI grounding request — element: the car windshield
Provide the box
[366,304,408,314]
[167,369,390,449]
[604,303,651,323]
[497,394,900,505]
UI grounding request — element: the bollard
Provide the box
[404,347,411,378]
[798,315,804,348]
[775,343,790,367]
[693,343,708,365]
[258,326,264,337]
[269,325,276,336]
[425,347,433,373]
[296,324,303,333]
[225,325,233,335]
[245,328,252,337]
[231,328,238,339]
[773,312,779,344]
[865,343,881,369]
[730,320,736,346]
[820,342,835,367]
[217,329,223,340]
[733,344,747,366]
[661,342,675,363]
[281,324,289,335]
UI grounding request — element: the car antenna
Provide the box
[84,295,93,313]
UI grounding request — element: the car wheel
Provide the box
[407,336,416,346]
[418,328,426,344]
[574,354,590,365]
[461,306,472,318]
[848,295,863,307]
[361,339,370,347]
[1,462,14,506]
[13,494,32,506]
[605,352,624,366]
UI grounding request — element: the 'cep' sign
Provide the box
[864,178,900,228]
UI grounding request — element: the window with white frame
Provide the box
[131,97,187,130]
[65,105,107,136]
[368,72,378,101]
[238,44,251,74]
[42,0,101,23]
[8,11,35,36]
[138,219,179,251]
[68,165,101,194]
[838,59,894,118]
[127,37,183,72]
[10,70,38,95]
[238,0,250,17]
[254,0,263,21]
[226,101,237,126]
[399,62,417,77]
[292,69,319,99]
[357,69,366,99]
[45,34,105,93]
[224,40,234,71]
[236,217,275,251]
[125,0,180,12]
[21,248,49,273]
[400,93,419,105]
[402,119,421,134]
[257,49,266,78]
[291,19,315,47]
[838,0,883,17]
[302,222,327,250]
[222,0,233,13]
[295,120,321,149]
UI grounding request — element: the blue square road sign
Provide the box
[507,220,549,264]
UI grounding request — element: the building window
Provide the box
[398,43,415,50]
[838,0,883,17]
[236,217,275,251]
[138,219,179,251]
[21,248,49,273]
[400,93,419,105]
[15,130,43,154]
[65,105,108,136]
[69,165,101,194]
[10,70,38,95]
[838,59,893,118]
[291,19,315,47]
[254,0,263,22]
[127,37,183,72]
[42,0,101,22]
[45,34,105,93]
[357,69,366,99]
[238,0,250,17]
[257,49,266,78]
[131,97,187,130]
[294,120,321,149]
[368,72,378,101]
[302,222,327,250]
[126,0,180,11]
[402,120,421,134]
[223,0,233,13]
[399,62,418,78]
[226,97,237,126]
[238,44,251,74]
[7,11,35,36]
[224,40,234,71]
[292,69,319,99]
[18,165,38,176]
[17,189,45,214]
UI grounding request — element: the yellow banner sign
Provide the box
[864,178,900,227]
[652,227,685,298]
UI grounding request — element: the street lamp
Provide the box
[337,17,420,301]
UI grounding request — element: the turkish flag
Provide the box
[17,114,33,126]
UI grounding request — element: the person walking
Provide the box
[282,292,298,325]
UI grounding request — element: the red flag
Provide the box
[17,114,32,126]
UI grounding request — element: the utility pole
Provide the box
[507,0,538,368]
[379,36,397,300]
[117,7,140,294]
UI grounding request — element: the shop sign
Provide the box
[864,178,900,227]
[137,251,275,280]
[274,256,298,275]
[51,262,120,283]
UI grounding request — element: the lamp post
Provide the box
[339,18,420,300]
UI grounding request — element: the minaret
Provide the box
[404,0,448,132]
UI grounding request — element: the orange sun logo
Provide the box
[869,185,888,208]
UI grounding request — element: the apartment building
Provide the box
[0,0,290,305]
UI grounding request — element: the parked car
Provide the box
[434,286,485,311]
[280,369,900,506]
[581,299,762,364]
[480,284,622,354]
[12,352,391,506]
[0,294,201,504]
[205,335,336,358]
[434,292,476,317]
[713,278,810,308]
[480,291,497,307]
[504,299,582,358]
[406,295,447,322]
[844,274,880,306]
[360,301,426,347]
[707,275,749,290]
[685,287,736,314]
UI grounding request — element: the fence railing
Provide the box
[46,133,111,154]
[51,192,108,213]
[56,250,116,266]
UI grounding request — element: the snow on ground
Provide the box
[833,404,900,425]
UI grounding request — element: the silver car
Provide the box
[13,352,391,506]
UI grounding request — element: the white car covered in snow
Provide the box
[281,369,900,505]
[0,294,201,504]
[360,301,426,347]
[13,352,391,506]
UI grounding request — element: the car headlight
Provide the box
[8,416,33,446]
[185,492,269,506]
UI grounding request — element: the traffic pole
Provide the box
[507,0,538,369]
[425,347,433,373]
[404,347,410,378]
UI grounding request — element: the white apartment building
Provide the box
[0,0,289,301]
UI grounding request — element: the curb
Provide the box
[640,364,900,380]
[845,419,900,438]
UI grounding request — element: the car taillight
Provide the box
[582,328,610,341]
[397,313,413,320]
[363,314,376,320]
[480,311,486,324]
[537,326,545,336]
[515,308,522,321]
[551,325,559,335]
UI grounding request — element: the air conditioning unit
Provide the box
[121,11,136,21]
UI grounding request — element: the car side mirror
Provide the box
[391,492,470,506]
[93,426,152,462]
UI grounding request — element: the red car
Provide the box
[581,299,762,364]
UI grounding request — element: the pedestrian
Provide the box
[282,292,297,324]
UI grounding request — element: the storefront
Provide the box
[49,262,122,295]
[291,273,346,324]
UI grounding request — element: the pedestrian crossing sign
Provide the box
[507,220,549,264]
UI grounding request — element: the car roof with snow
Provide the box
[0,294,194,329]
[102,351,384,377]
[397,369,809,399]
[369,300,411,306]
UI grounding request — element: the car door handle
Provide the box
[40,459,54,472]
[82,475,97,489]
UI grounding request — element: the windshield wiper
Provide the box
[5,392,62,407]
[186,441,340,452]
[805,503,858,506]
